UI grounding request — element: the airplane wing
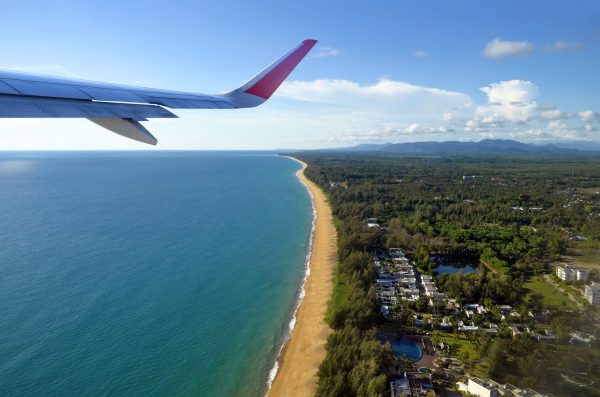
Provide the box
[0,39,317,145]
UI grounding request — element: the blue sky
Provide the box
[1,0,599,149]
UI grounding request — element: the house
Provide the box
[390,373,411,397]
[498,305,512,315]
[501,311,520,322]
[439,317,452,330]
[533,329,556,343]
[556,264,589,282]
[458,321,479,332]
[464,303,487,319]
[412,314,424,327]
[482,323,499,336]
[584,282,600,305]
[509,325,530,337]
[464,303,487,314]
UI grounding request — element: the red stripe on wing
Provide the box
[245,39,317,99]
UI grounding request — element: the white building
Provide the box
[584,282,600,305]
[457,377,499,397]
[556,265,589,282]
[457,376,549,397]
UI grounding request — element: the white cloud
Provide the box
[278,79,472,112]
[539,108,571,120]
[547,120,567,132]
[545,41,582,53]
[459,81,597,142]
[311,46,340,58]
[413,51,428,58]
[482,38,534,58]
[480,80,539,104]
[578,110,599,122]
[471,80,539,127]
[406,123,433,134]
[276,77,596,146]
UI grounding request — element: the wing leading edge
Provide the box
[0,39,317,145]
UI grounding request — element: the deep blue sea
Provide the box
[0,152,313,396]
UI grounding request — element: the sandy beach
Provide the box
[268,158,337,397]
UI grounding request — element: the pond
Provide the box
[434,263,479,278]
[390,337,423,361]
[430,255,479,278]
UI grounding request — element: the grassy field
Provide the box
[326,265,349,323]
[523,276,576,309]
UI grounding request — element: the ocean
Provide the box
[0,152,313,396]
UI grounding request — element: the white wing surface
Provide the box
[0,39,317,145]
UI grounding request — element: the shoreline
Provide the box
[267,157,337,397]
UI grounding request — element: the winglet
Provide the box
[226,39,317,107]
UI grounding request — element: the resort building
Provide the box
[390,373,411,397]
[458,321,479,332]
[498,305,512,315]
[556,264,589,282]
[457,376,550,397]
[464,303,487,316]
[420,274,448,305]
[482,323,499,336]
[584,282,600,305]
[439,317,452,330]
[533,329,556,343]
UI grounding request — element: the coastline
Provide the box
[267,157,337,397]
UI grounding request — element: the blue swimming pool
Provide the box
[391,337,423,361]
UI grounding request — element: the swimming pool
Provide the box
[391,337,423,361]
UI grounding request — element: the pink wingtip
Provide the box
[244,40,317,100]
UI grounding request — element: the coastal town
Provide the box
[368,222,599,397]
[368,238,600,396]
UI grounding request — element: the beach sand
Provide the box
[268,158,336,397]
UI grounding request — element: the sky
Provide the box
[0,0,599,150]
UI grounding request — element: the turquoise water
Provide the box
[391,338,423,361]
[0,152,313,396]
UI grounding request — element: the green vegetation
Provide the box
[317,222,392,396]
[523,276,575,309]
[432,330,495,379]
[488,336,600,397]
[301,154,600,270]
[437,270,522,305]
[297,153,600,397]
[326,266,350,324]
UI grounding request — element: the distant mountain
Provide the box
[552,141,600,152]
[333,139,583,155]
